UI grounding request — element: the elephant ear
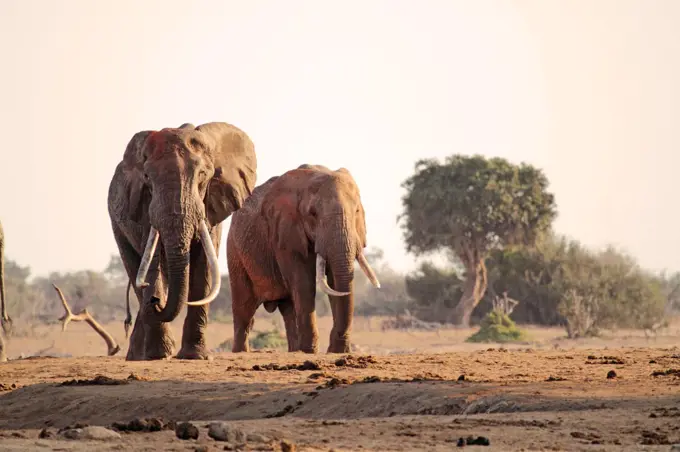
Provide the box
[195,122,258,226]
[261,187,310,257]
[122,130,154,223]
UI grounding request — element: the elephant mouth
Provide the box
[315,252,381,297]
[134,219,221,308]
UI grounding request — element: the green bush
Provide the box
[249,330,287,350]
[215,330,287,352]
[466,311,528,343]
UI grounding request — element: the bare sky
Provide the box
[1,0,679,278]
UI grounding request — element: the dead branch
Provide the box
[52,284,120,356]
[492,292,520,316]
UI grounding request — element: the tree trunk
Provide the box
[448,258,488,327]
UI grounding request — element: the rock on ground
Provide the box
[60,426,121,440]
[207,421,246,443]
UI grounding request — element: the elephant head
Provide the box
[124,122,256,322]
[262,164,380,296]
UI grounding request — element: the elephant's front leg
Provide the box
[177,225,222,360]
[326,271,354,354]
[141,276,176,360]
[286,257,319,354]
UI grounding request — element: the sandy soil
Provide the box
[1,316,679,451]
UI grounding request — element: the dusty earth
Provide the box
[0,316,679,451]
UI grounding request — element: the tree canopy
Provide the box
[400,155,557,326]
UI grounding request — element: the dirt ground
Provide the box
[1,316,679,451]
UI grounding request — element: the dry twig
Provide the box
[52,284,120,356]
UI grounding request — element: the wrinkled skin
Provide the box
[227,164,379,354]
[108,122,257,361]
[0,219,11,362]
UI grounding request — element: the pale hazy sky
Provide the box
[1,0,679,278]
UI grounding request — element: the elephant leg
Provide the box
[126,311,145,360]
[326,270,354,354]
[287,259,318,354]
[177,225,222,360]
[142,275,176,360]
[0,332,6,362]
[113,226,175,361]
[125,283,145,360]
[228,256,258,353]
[277,299,299,352]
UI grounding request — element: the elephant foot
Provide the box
[327,341,351,354]
[176,345,211,360]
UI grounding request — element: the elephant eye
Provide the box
[309,206,317,217]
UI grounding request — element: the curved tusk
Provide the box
[136,228,159,289]
[316,254,351,297]
[357,251,381,289]
[186,220,221,307]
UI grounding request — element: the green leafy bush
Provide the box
[215,330,287,352]
[466,310,528,343]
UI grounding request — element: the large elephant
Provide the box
[108,122,257,361]
[0,220,12,362]
[226,164,380,354]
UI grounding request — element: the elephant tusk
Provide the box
[316,254,351,297]
[186,220,221,307]
[136,228,159,289]
[357,251,380,289]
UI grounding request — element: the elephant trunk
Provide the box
[317,217,354,294]
[136,219,220,323]
[156,244,191,323]
[154,218,193,323]
[323,221,356,353]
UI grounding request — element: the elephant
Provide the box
[226,164,380,354]
[107,122,257,361]
[0,220,12,362]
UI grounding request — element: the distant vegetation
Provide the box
[2,154,678,339]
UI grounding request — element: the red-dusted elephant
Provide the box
[227,164,380,354]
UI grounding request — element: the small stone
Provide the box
[61,426,122,440]
[128,418,148,431]
[207,422,245,443]
[246,433,270,443]
[606,370,617,379]
[456,437,466,447]
[175,422,199,440]
[281,439,296,452]
[39,428,56,439]
[147,417,164,432]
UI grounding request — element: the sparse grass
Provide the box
[466,311,529,344]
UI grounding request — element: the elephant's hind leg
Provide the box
[277,299,299,352]
[229,263,259,353]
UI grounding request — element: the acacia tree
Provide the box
[400,155,557,326]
